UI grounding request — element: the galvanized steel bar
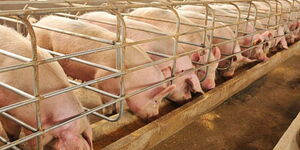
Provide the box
[0,0,299,149]
[1,112,37,132]
[18,16,43,150]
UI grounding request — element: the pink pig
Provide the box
[179,5,269,62]
[33,16,175,119]
[79,11,203,102]
[128,7,221,90]
[178,10,254,77]
[234,2,290,49]
[0,25,93,149]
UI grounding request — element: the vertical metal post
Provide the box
[230,3,241,68]
[244,1,254,57]
[245,1,252,35]
[206,4,215,75]
[198,4,210,82]
[284,0,292,28]
[277,1,284,27]
[110,5,126,121]
[167,5,180,83]
[203,4,208,48]
[18,16,43,150]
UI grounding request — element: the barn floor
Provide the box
[151,54,300,150]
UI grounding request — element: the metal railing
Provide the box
[0,0,299,149]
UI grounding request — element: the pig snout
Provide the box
[221,69,235,78]
[54,130,93,150]
[136,103,160,119]
[167,72,203,102]
[257,52,269,62]
[201,79,216,90]
[129,85,176,119]
[277,37,289,50]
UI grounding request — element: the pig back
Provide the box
[34,16,156,81]
[0,25,69,95]
[0,25,85,127]
[129,7,209,50]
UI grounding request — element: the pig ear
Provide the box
[153,85,176,103]
[262,31,273,40]
[280,38,288,49]
[161,66,172,78]
[186,77,204,94]
[82,128,93,150]
[240,56,255,63]
[191,53,200,62]
[212,47,221,59]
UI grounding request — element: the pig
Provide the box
[0,25,93,149]
[275,1,300,44]
[237,2,291,48]
[79,11,203,102]
[177,10,254,77]
[128,7,221,90]
[242,2,289,49]
[33,16,175,119]
[179,5,269,61]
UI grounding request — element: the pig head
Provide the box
[79,11,202,103]
[128,7,220,90]
[193,47,221,90]
[34,16,176,119]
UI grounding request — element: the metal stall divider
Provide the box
[0,0,299,149]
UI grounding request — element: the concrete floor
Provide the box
[152,54,300,150]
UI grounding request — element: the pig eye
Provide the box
[181,70,184,72]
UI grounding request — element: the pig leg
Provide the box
[0,115,21,141]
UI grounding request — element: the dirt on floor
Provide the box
[152,55,300,150]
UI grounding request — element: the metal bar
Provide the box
[0,49,31,62]
[83,107,118,122]
[0,62,33,74]
[0,1,263,16]
[1,112,37,132]
[0,82,34,99]
[40,48,120,73]
[0,72,122,115]
[111,5,126,122]
[68,79,120,99]
[0,136,21,150]
[123,14,207,28]
[19,16,43,150]
[0,0,298,149]
[0,17,115,45]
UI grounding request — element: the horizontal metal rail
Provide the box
[0,0,299,149]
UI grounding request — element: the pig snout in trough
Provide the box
[79,11,202,103]
[128,7,219,91]
[34,16,175,119]
[194,47,221,90]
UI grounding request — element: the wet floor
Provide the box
[152,54,300,150]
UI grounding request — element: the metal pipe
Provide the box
[18,16,43,150]
[0,136,21,150]
[0,1,298,149]
[1,112,37,132]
